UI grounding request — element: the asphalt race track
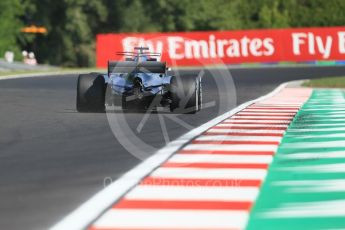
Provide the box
[1,66,345,230]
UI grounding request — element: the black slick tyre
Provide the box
[170,76,200,114]
[76,73,105,112]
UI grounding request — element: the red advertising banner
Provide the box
[96,27,345,67]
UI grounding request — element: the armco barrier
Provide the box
[96,26,345,67]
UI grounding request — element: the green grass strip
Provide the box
[246,89,345,230]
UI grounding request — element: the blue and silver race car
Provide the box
[76,47,202,113]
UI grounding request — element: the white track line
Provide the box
[236,112,296,116]
[250,105,302,107]
[206,129,285,134]
[151,167,268,180]
[183,144,278,152]
[92,209,249,229]
[50,81,290,230]
[232,116,294,119]
[168,154,273,164]
[125,185,259,201]
[243,109,299,112]
[278,151,345,160]
[216,124,289,128]
[224,119,291,124]
[195,135,282,142]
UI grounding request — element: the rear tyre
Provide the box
[170,76,200,114]
[197,77,202,111]
[76,73,105,112]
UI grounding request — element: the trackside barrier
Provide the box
[97,26,345,67]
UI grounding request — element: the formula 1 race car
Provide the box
[76,47,202,113]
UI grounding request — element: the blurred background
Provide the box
[1,0,345,68]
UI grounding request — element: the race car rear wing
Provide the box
[116,47,161,59]
[108,61,166,74]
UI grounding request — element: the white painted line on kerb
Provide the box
[125,185,259,201]
[260,200,345,218]
[293,123,345,127]
[151,167,268,180]
[92,209,249,230]
[206,129,285,134]
[302,108,345,112]
[285,133,345,139]
[183,144,278,152]
[301,115,345,119]
[295,118,345,122]
[224,119,292,124]
[215,123,289,128]
[236,111,296,117]
[195,135,282,142]
[250,104,302,107]
[289,127,345,132]
[273,179,345,193]
[50,81,290,230]
[279,151,345,160]
[168,154,273,164]
[243,109,299,113]
[278,163,345,173]
[232,116,294,119]
[281,140,345,148]
[302,104,345,108]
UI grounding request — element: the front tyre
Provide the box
[76,73,105,112]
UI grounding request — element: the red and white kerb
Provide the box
[89,88,312,230]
